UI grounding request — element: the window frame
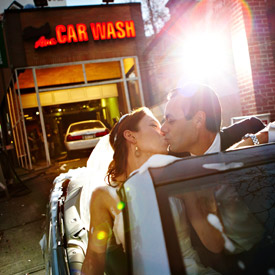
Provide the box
[150,144,275,274]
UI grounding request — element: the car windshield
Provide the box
[69,121,104,132]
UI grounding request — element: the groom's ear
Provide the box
[123,130,137,144]
[194,111,206,129]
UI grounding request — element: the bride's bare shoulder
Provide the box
[91,185,118,204]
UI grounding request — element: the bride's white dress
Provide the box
[80,135,114,230]
[107,186,125,251]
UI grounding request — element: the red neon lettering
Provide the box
[76,23,88,42]
[56,25,67,44]
[90,22,106,40]
[125,20,136,38]
[115,21,126,39]
[34,36,57,49]
[107,22,117,39]
[35,20,135,48]
[35,36,44,49]
[67,24,78,43]
[48,38,57,46]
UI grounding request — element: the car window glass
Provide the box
[163,162,275,275]
[69,121,103,132]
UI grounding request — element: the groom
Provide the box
[161,83,272,273]
[161,83,267,156]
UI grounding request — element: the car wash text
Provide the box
[34,20,136,49]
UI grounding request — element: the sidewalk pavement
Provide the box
[0,157,88,275]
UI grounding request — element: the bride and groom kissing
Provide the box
[82,83,269,274]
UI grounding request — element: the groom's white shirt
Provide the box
[190,133,220,156]
[266,121,275,142]
[204,133,221,154]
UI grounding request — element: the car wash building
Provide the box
[2,3,147,169]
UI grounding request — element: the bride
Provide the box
[81,107,224,274]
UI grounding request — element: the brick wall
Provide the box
[229,0,275,121]
[146,0,275,121]
[4,4,145,67]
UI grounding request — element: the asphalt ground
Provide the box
[0,156,88,275]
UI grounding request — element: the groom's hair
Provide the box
[106,107,150,186]
[168,83,222,133]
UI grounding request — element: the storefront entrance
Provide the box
[9,56,144,169]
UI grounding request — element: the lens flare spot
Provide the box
[117,201,125,210]
[97,231,107,240]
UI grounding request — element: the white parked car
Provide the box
[64,120,109,157]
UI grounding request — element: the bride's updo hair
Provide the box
[106,107,150,186]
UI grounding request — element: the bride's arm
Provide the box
[82,187,113,275]
[228,131,268,150]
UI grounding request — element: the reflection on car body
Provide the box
[42,143,275,274]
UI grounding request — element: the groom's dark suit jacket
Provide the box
[220,116,265,150]
[170,116,266,157]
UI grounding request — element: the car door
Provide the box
[120,171,172,275]
[151,144,275,274]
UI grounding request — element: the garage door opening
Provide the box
[10,57,144,169]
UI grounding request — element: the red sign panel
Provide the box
[34,20,136,49]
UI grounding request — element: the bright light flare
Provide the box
[175,32,230,81]
[117,201,125,210]
[97,231,107,240]
[231,29,252,74]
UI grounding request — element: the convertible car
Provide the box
[41,143,275,274]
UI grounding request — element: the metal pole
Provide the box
[11,77,28,169]
[32,68,51,167]
[10,86,25,167]
[82,63,87,84]
[6,90,22,167]
[38,78,124,93]
[135,56,145,107]
[120,59,131,112]
[15,70,33,170]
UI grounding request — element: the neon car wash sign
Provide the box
[34,20,136,49]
